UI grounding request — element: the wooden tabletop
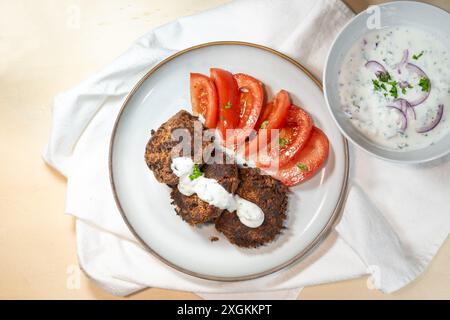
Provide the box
[0,0,448,299]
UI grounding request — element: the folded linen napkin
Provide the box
[43,0,449,298]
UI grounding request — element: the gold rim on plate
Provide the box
[109,41,349,282]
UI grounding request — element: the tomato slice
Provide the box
[269,127,329,186]
[255,105,313,169]
[210,68,240,142]
[242,90,291,158]
[190,73,218,128]
[233,73,264,144]
[254,90,290,130]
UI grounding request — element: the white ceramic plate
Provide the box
[110,42,348,280]
[324,1,450,163]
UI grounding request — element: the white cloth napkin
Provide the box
[43,0,449,299]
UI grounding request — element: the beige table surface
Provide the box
[0,0,449,300]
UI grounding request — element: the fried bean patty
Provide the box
[145,110,211,186]
[170,163,239,225]
[215,167,289,248]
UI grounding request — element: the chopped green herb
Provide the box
[418,77,430,92]
[189,164,202,181]
[224,101,232,109]
[402,87,407,95]
[373,79,388,91]
[389,84,398,98]
[388,80,397,87]
[260,120,268,129]
[372,79,381,91]
[278,138,289,148]
[297,163,308,171]
[412,51,424,60]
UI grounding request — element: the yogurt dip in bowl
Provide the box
[324,1,450,163]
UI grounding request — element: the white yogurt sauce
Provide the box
[234,196,265,228]
[338,26,450,151]
[170,157,264,228]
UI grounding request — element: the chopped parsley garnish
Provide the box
[412,51,424,60]
[373,76,410,99]
[224,101,232,109]
[372,79,382,91]
[389,83,398,98]
[418,77,430,92]
[297,163,308,171]
[260,120,268,129]
[373,79,388,92]
[189,164,202,180]
[278,138,289,148]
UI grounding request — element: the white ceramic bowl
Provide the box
[324,1,450,163]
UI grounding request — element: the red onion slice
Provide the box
[398,81,410,89]
[392,98,416,120]
[387,106,407,132]
[393,49,409,74]
[405,63,431,106]
[408,90,430,107]
[416,104,444,133]
[365,60,388,79]
[408,105,417,120]
[405,62,427,78]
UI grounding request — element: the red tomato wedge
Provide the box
[256,105,313,169]
[210,68,240,142]
[243,90,291,158]
[190,73,218,128]
[269,127,329,186]
[255,90,290,130]
[233,73,264,144]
